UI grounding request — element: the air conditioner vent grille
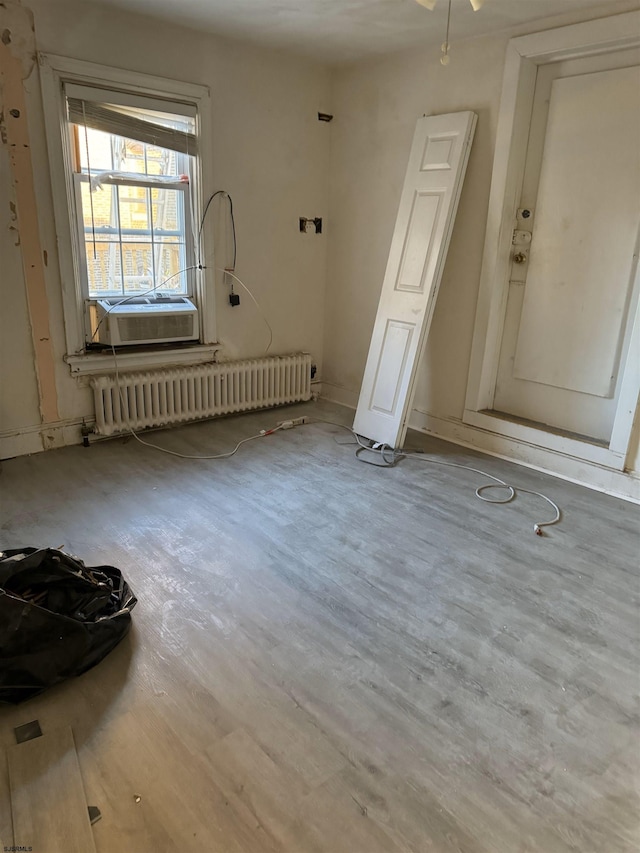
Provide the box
[117,314,194,343]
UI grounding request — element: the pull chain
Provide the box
[441,0,452,65]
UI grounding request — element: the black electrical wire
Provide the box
[198,190,236,270]
[228,193,237,270]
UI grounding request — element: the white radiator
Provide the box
[91,353,312,436]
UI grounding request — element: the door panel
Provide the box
[353,112,477,447]
[513,67,639,397]
[493,51,640,443]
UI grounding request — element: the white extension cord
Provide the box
[102,384,561,536]
[309,418,561,536]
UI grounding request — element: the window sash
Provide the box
[74,175,193,299]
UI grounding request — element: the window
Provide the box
[40,56,215,364]
[67,90,196,302]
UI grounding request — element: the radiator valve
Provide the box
[80,422,93,448]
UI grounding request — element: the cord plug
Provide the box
[229,292,240,307]
[277,416,308,429]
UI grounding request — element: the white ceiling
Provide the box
[84,0,619,63]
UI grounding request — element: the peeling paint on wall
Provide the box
[0,1,36,80]
[0,0,59,425]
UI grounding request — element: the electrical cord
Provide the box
[110,342,283,459]
[405,454,560,535]
[198,190,236,270]
[197,192,271,354]
[216,268,273,354]
[94,262,271,357]
[94,191,270,357]
[98,383,561,534]
[304,418,561,535]
[126,424,284,460]
[92,187,236,346]
[104,192,265,451]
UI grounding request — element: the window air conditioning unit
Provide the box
[90,297,199,346]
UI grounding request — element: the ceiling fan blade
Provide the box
[414,0,438,10]
[469,0,485,10]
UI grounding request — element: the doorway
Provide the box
[493,53,639,445]
[464,12,640,472]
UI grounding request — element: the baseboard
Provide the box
[320,382,358,410]
[319,383,640,503]
[0,417,92,460]
[409,409,639,503]
[0,426,44,459]
[5,390,638,502]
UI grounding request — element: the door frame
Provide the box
[463,11,640,472]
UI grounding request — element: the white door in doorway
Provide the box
[492,52,640,444]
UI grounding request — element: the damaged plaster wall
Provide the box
[0,0,64,455]
[1,0,93,456]
[0,122,41,441]
[1,0,331,458]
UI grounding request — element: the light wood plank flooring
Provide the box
[1,401,638,853]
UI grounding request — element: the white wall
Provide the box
[322,1,640,489]
[0,0,331,456]
[3,0,639,490]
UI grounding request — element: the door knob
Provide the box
[513,251,527,264]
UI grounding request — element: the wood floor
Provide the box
[1,400,638,853]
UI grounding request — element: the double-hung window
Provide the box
[39,56,215,366]
[67,89,196,302]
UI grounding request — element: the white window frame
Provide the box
[39,53,217,370]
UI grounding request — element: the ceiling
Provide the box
[83,0,619,63]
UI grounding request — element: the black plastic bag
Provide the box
[0,547,137,704]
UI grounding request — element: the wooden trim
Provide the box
[410,409,640,504]
[65,343,220,376]
[509,10,640,63]
[464,11,640,465]
[609,232,640,458]
[0,38,59,423]
[464,46,537,414]
[39,54,86,356]
[462,410,626,471]
[40,53,210,102]
[0,416,92,458]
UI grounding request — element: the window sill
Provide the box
[66,343,220,376]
